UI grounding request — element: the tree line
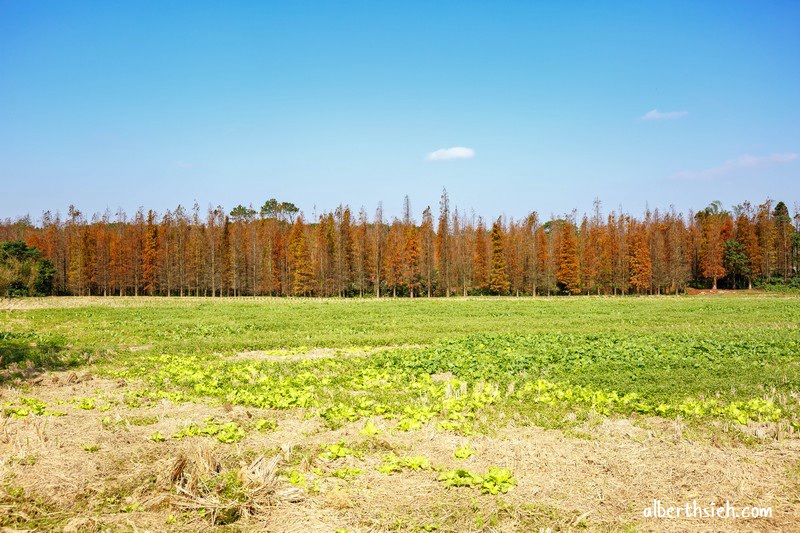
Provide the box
[0,192,798,297]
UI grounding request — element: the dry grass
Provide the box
[1,370,799,531]
[230,345,422,362]
[0,296,302,310]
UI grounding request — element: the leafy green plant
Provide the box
[438,467,516,494]
[3,397,66,418]
[172,421,245,443]
[377,453,432,474]
[216,422,246,443]
[254,418,276,432]
[76,397,96,410]
[453,443,474,460]
[438,469,482,488]
[400,455,431,471]
[359,419,382,436]
[286,470,307,486]
[330,466,364,479]
[377,454,402,474]
[320,441,360,461]
[121,502,144,513]
[480,467,516,494]
[395,405,438,431]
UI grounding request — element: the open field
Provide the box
[1,295,800,531]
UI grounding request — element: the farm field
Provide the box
[1,295,799,531]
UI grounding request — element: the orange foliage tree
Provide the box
[489,218,510,295]
[556,221,581,294]
[472,219,489,293]
[288,217,314,296]
[628,221,652,294]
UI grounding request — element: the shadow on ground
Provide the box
[0,332,82,384]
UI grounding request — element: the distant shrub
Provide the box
[754,277,800,293]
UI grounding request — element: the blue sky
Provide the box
[1,1,798,222]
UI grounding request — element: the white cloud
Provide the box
[425,146,475,161]
[673,153,798,181]
[641,109,688,121]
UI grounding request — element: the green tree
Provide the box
[260,199,280,219]
[723,239,749,289]
[0,241,55,296]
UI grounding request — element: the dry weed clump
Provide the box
[166,444,301,526]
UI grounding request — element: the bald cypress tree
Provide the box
[473,219,489,294]
[142,210,159,296]
[489,218,510,295]
[288,217,314,296]
[436,189,451,296]
[629,221,652,294]
[557,221,581,295]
